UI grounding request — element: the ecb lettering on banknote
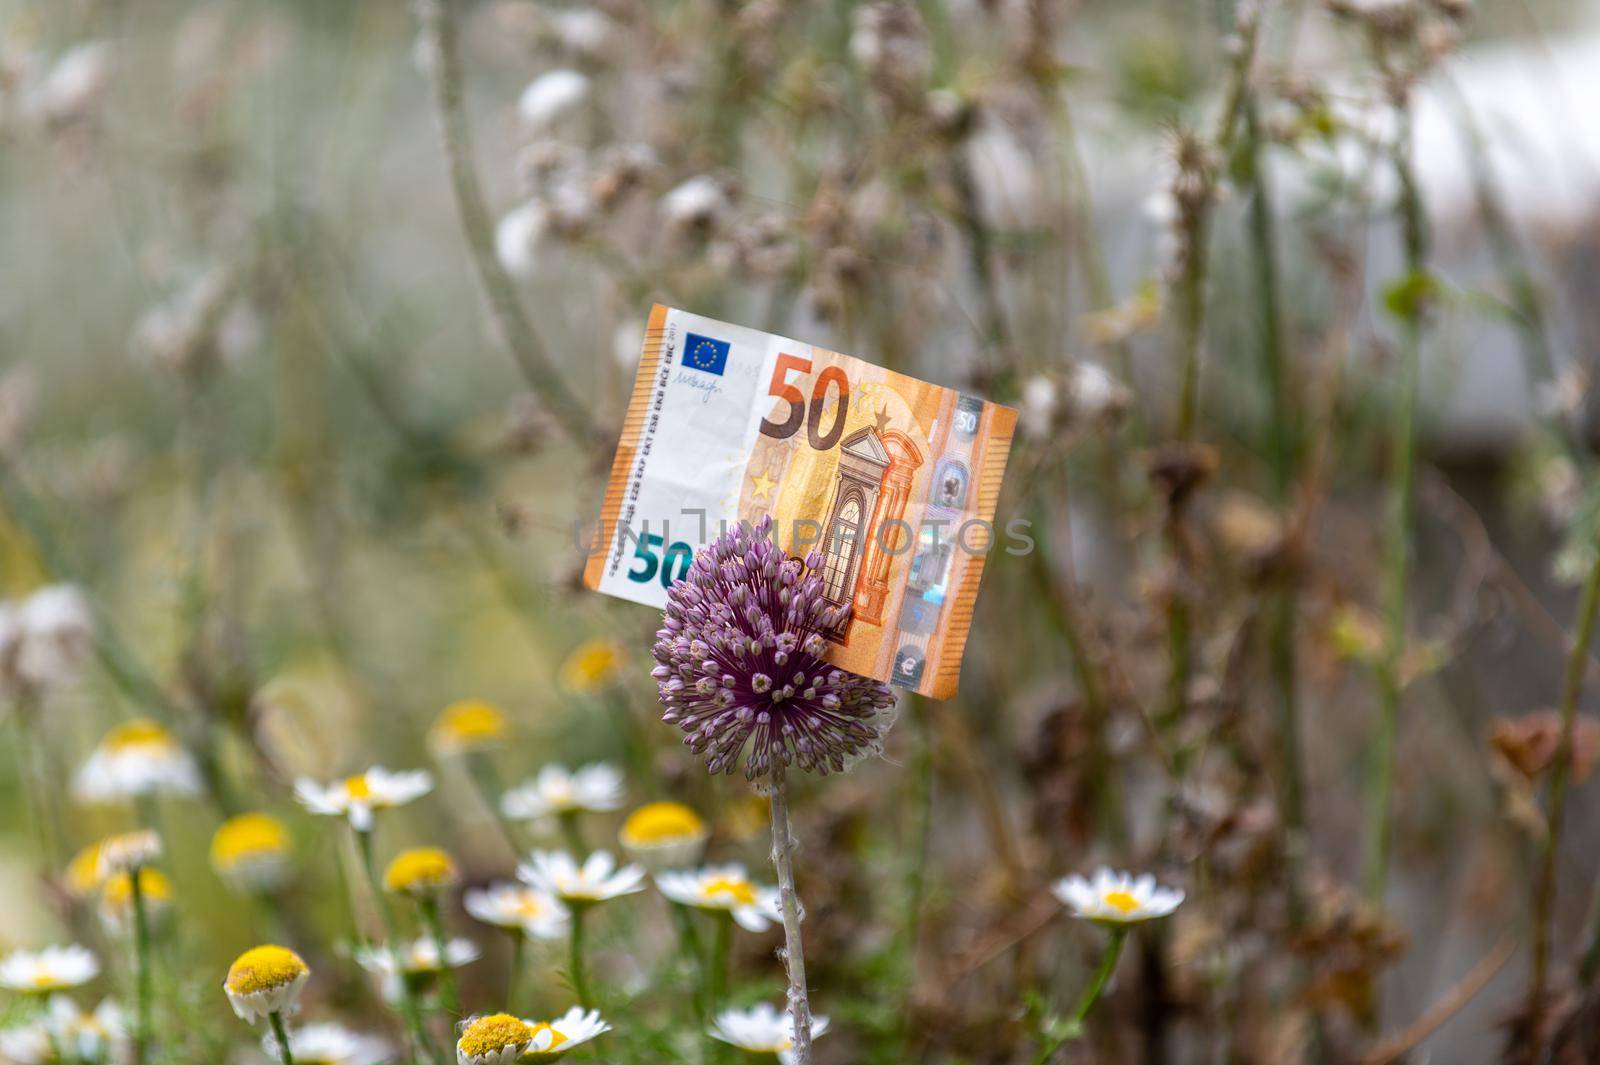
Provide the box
[584,304,1017,699]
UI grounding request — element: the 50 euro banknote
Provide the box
[584,304,1017,699]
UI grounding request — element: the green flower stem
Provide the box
[1529,537,1600,1050]
[506,932,526,1015]
[708,913,732,1011]
[355,827,441,1065]
[419,896,462,1021]
[568,902,594,1008]
[466,751,523,855]
[268,1010,296,1065]
[558,811,588,859]
[768,766,814,1065]
[667,903,706,1020]
[130,867,153,1065]
[1032,927,1129,1065]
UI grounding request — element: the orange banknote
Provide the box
[584,304,1017,699]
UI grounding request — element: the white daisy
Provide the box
[355,938,479,1004]
[516,69,589,130]
[0,945,99,993]
[223,946,310,1024]
[656,865,783,932]
[1051,867,1185,925]
[522,1006,610,1057]
[708,1003,830,1064]
[456,1013,534,1065]
[0,996,125,1064]
[517,850,644,904]
[72,718,201,803]
[463,882,569,941]
[264,1021,390,1065]
[294,767,433,831]
[501,764,624,821]
[94,828,161,877]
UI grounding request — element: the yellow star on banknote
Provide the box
[750,470,777,500]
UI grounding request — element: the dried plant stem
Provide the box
[1528,534,1600,1048]
[1364,79,1427,904]
[412,0,601,451]
[768,767,815,1065]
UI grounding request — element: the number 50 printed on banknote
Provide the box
[584,305,1017,699]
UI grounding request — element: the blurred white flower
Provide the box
[661,175,729,231]
[523,1006,611,1056]
[24,41,113,127]
[295,767,433,832]
[656,864,782,931]
[73,718,202,804]
[495,201,550,278]
[517,69,589,131]
[518,849,645,903]
[708,1003,830,1063]
[355,937,479,1003]
[94,829,162,878]
[1,583,94,696]
[547,10,614,59]
[0,995,124,1064]
[0,945,99,993]
[501,763,624,820]
[264,1021,390,1065]
[1051,867,1184,924]
[463,882,570,940]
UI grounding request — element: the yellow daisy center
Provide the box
[432,701,509,748]
[561,640,622,692]
[30,972,65,989]
[343,774,373,801]
[703,876,757,907]
[225,946,309,994]
[101,868,173,910]
[526,1022,569,1051]
[383,848,458,894]
[211,813,290,869]
[620,802,707,846]
[66,843,105,896]
[1103,890,1141,913]
[458,1014,532,1056]
[101,719,175,753]
[516,894,549,919]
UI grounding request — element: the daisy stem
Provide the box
[130,866,153,1065]
[768,767,814,1065]
[419,896,462,1021]
[268,1010,296,1065]
[558,811,588,859]
[1032,927,1128,1065]
[568,903,593,1008]
[466,751,523,855]
[707,914,734,1064]
[355,827,441,1065]
[506,933,526,1015]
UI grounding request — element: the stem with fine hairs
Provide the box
[1529,537,1600,1050]
[411,0,601,451]
[768,766,814,1065]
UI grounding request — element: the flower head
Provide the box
[224,945,310,1023]
[463,882,568,941]
[72,719,201,804]
[1051,868,1184,925]
[64,841,107,898]
[708,1003,830,1063]
[95,829,161,878]
[210,812,292,893]
[517,850,644,904]
[0,996,124,1064]
[456,1013,534,1065]
[355,938,479,1003]
[383,847,460,897]
[522,1006,610,1057]
[0,946,99,993]
[295,767,433,832]
[657,864,782,932]
[99,868,174,934]
[429,700,511,756]
[618,801,709,869]
[653,517,898,779]
[263,1022,390,1065]
[501,763,624,821]
[0,583,94,697]
[559,639,625,694]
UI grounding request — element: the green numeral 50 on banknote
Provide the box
[585,305,1017,699]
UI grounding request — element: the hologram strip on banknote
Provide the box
[584,304,1016,699]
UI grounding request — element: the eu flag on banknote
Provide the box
[683,333,730,375]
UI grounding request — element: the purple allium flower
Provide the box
[652,517,898,779]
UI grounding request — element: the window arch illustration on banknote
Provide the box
[819,425,924,642]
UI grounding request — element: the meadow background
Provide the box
[4,0,1600,1061]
